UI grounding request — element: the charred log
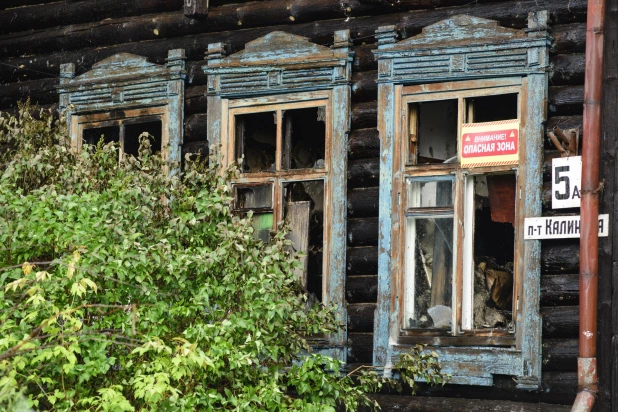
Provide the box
[349,128,380,160]
[348,157,379,188]
[348,187,379,218]
[541,273,579,306]
[347,217,379,247]
[542,338,578,371]
[346,275,378,303]
[347,246,378,276]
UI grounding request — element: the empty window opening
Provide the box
[283,180,324,302]
[235,112,277,173]
[124,120,163,158]
[282,107,326,170]
[404,177,454,330]
[466,93,518,123]
[233,184,274,244]
[83,126,120,147]
[409,99,458,165]
[466,174,515,330]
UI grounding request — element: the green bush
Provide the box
[0,104,448,411]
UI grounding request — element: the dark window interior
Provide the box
[282,107,326,170]
[124,120,162,158]
[283,180,324,302]
[469,93,518,123]
[414,99,458,165]
[472,174,515,330]
[83,126,120,147]
[235,112,277,173]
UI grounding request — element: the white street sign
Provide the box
[552,156,582,209]
[524,214,609,240]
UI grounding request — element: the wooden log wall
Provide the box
[0,0,589,410]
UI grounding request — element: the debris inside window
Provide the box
[235,112,277,173]
[283,180,324,303]
[470,174,515,329]
[409,99,458,165]
[282,107,326,170]
[124,120,162,157]
[405,178,454,329]
[234,184,274,243]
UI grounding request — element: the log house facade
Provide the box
[0,0,616,410]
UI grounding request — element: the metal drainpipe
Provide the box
[571,0,606,410]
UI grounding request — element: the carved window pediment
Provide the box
[58,50,186,165]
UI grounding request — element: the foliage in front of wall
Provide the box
[0,103,449,412]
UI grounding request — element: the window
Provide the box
[400,88,520,341]
[373,14,550,388]
[229,103,328,301]
[204,30,352,360]
[58,50,185,166]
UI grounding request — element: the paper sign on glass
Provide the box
[460,119,519,168]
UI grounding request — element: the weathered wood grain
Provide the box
[548,85,584,115]
[347,332,373,363]
[347,217,379,247]
[348,157,379,188]
[551,23,586,54]
[551,53,585,86]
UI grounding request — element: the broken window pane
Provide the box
[283,180,324,302]
[234,184,273,243]
[405,216,454,329]
[83,126,120,147]
[409,100,458,165]
[235,112,277,173]
[124,120,162,158]
[406,178,453,208]
[470,174,515,330]
[281,107,326,170]
[466,93,518,123]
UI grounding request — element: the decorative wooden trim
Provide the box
[204,31,352,362]
[58,50,186,165]
[373,12,550,387]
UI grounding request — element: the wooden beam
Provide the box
[347,246,378,276]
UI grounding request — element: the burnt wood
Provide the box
[351,101,377,129]
[348,158,379,189]
[551,54,585,86]
[542,338,578,372]
[351,70,378,102]
[347,217,379,247]
[548,85,584,115]
[348,187,379,218]
[551,23,586,54]
[346,275,378,303]
[540,274,579,306]
[0,0,586,63]
[347,246,378,276]
[542,306,579,338]
[347,332,373,363]
[184,113,208,143]
[349,128,380,160]
[541,242,579,274]
[0,0,184,35]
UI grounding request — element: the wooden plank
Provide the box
[286,201,311,289]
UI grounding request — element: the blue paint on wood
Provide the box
[372,12,551,387]
[203,30,353,362]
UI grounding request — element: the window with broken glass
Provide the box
[397,84,521,345]
[229,101,329,302]
[75,108,166,162]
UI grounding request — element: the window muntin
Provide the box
[398,86,520,343]
[229,100,330,304]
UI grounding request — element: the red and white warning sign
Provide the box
[460,119,520,168]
